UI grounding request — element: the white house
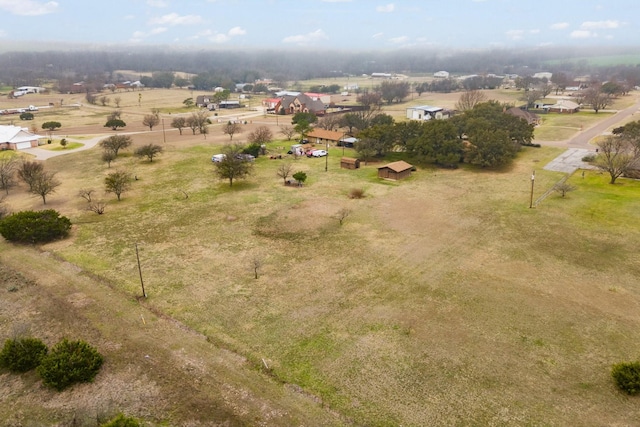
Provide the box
[433,71,449,78]
[406,105,450,121]
[16,86,46,94]
[0,125,43,150]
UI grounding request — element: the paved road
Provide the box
[542,96,640,173]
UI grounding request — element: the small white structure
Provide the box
[0,125,42,150]
[533,72,553,80]
[406,105,450,121]
[433,71,449,78]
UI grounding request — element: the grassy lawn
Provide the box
[534,111,614,141]
[2,88,640,425]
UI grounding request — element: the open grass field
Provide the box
[2,87,640,426]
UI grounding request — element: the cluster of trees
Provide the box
[0,158,61,204]
[171,110,211,136]
[354,100,534,168]
[0,209,71,243]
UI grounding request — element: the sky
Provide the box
[0,0,638,50]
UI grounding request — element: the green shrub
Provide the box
[37,338,103,391]
[612,361,640,395]
[582,154,596,162]
[101,413,141,427]
[0,209,71,244]
[0,338,48,373]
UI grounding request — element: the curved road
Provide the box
[541,95,640,173]
[21,107,270,161]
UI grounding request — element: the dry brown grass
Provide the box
[2,88,640,426]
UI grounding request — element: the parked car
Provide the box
[211,154,226,162]
[311,150,328,157]
[235,153,255,162]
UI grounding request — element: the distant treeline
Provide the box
[0,45,639,90]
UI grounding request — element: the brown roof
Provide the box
[307,128,343,141]
[378,160,413,172]
[341,157,359,164]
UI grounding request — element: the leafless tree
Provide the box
[99,135,132,157]
[134,144,163,162]
[0,157,18,195]
[279,125,297,140]
[0,196,9,219]
[171,116,186,135]
[107,109,122,121]
[553,181,576,198]
[142,113,160,131]
[583,84,612,113]
[17,160,44,191]
[102,150,116,167]
[88,201,106,214]
[99,95,109,106]
[334,208,351,226]
[276,162,294,185]
[30,170,61,204]
[113,96,121,108]
[251,256,262,279]
[223,121,242,141]
[78,188,95,202]
[595,135,640,184]
[455,90,487,111]
[316,115,342,131]
[248,125,273,145]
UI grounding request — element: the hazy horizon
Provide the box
[1,0,639,51]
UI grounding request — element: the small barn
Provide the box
[341,157,360,170]
[377,160,413,180]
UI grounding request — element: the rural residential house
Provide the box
[377,161,414,180]
[306,129,343,145]
[274,93,325,116]
[406,105,451,121]
[545,99,580,114]
[505,107,541,125]
[433,71,450,78]
[0,125,42,150]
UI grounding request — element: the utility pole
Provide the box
[529,170,535,208]
[325,141,329,172]
[135,243,146,298]
[161,118,166,144]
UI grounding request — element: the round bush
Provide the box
[0,338,48,373]
[101,413,141,427]
[37,338,103,391]
[612,361,640,395]
[0,209,71,244]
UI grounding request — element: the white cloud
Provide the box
[322,0,352,2]
[228,26,246,36]
[550,22,569,30]
[203,27,247,44]
[0,0,58,16]
[570,30,595,39]
[389,35,409,44]
[376,3,395,13]
[372,32,384,39]
[209,33,230,43]
[130,27,167,42]
[146,0,168,7]
[580,20,621,30]
[506,30,525,40]
[150,27,167,35]
[149,13,203,26]
[529,29,540,34]
[282,29,328,45]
